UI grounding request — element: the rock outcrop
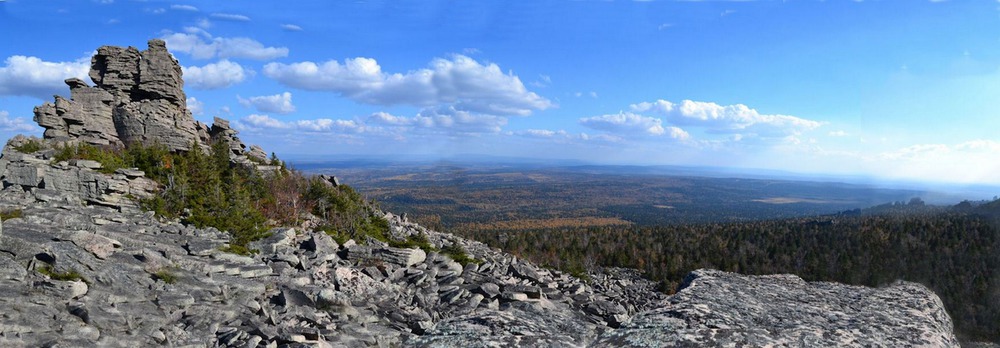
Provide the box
[0,135,159,212]
[34,40,198,151]
[590,269,960,347]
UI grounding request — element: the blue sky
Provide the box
[1,1,1000,185]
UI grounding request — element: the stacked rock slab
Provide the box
[33,39,198,151]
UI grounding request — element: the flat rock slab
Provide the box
[68,231,120,260]
[591,269,961,347]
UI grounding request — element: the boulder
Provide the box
[347,245,426,267]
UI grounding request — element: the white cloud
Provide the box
[210,13,251,22]
[186,97,204,115]
[579,112,666,136]
[869,140,1000,184]
[263,55,552,117]
[170,4,198,11]
[238,114,365,133]
[238,92,295,114]
[631,99,822,136]
[580,133,623,143]
[368,107,507,134]
[0,111,38,132]
[281,24,303,31]
[0,55,90,99]
[161,29,288,60]
[182,60,247,89]
[197,18,212,29]
[518,129,565,138]
[828,130,849,137]
[666,126,691,140]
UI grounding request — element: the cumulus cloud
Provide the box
[238,114,365,133]
[281,24,303,31]
[162,28,288,60]
[368,107,507,134]
[0,55,90,99]
[263,55,551,116]
[667,126,691,141]
[579,112,666,136]
[182,60,247,89]
[210,13,251,22]
[238,92,295,114]
[0,111,38,132]
[186,97,204,115]
[631,99,822,136]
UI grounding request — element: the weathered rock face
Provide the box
[0,137,160,212]
[33,39,198,151]
[590,269,960,347]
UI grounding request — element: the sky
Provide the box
[1,1,1000,186]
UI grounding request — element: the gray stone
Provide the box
[70,159,102,169]
[347,245,426,267]
[318,174,340,187]
[238,264,272,278]
[509,262,541,283]
[590,269,961,347]
[248,145,268,163]
[476,282,501,298]
[4,162,44,187]
[248,228,296,254]
[68,231,120,260]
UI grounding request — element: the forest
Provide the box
[457,201,1000,342]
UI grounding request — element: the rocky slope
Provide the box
[0,40,963,347]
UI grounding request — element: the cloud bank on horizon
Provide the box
[1,0,999,186]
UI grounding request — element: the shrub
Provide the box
[0,209,23,221]
[38,265,84,282]
[440,242,481,266]
[219,244,257,256]
[389,232,438,253]
[152,269,177,284]
[13,139,43,153]
[53,143,127,174]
